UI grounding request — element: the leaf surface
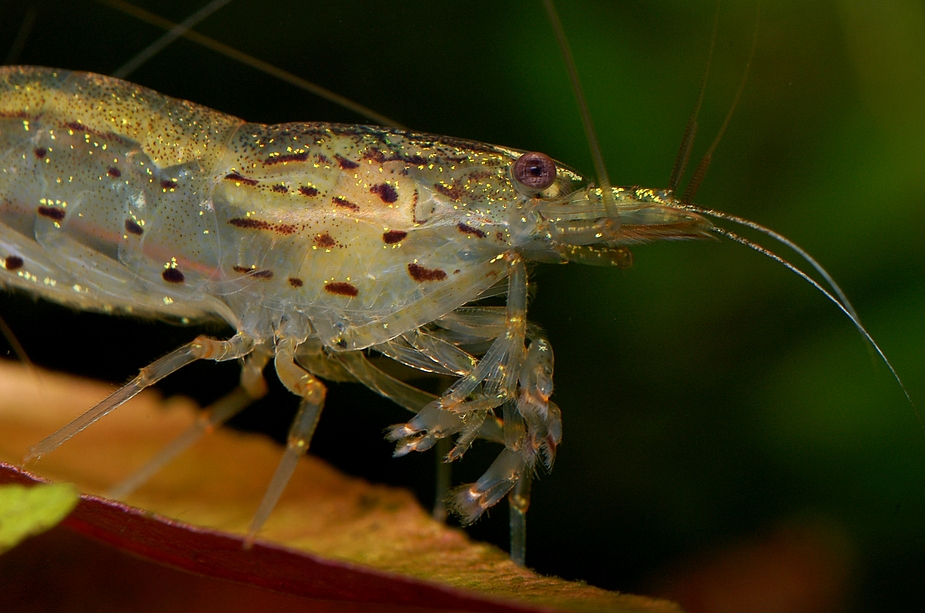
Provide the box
[0,361,682,613]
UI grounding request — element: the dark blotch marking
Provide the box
[124,219,143,236]
[434,183,463,201]
[107,167,122,178]
[332,196,360,211]
[362,148,385,163]
[65,121,88,132]
[407,262,447,282]
[314,232,337,248]
[382,230,407,244]
[232,265,276,279]
[162,268,185,283]
[335,154,359,170]
[288,277,304,288]
[225,172,259,186]
[370,183,398,204]
[272,184,288,194]
[37,206,65,221]
[33,148,46,159]
[457,222,486,238]
[5,255,24,271]
[161,179,178,190]
[264,151,310,166]
[325,282,359,297]
[230,217,271,231]
[228,218,297,235]
[299,186,319,197]
[316,153,333,165]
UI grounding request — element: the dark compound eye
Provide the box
[512,152,557,192]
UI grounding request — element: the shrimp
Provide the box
[1,0,922,605]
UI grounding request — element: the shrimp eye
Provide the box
[512,152,557,192]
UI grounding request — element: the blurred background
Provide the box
[1,1,924,611]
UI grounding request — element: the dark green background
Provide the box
[2,1,924,610]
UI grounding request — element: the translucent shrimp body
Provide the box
[0,66,712,558]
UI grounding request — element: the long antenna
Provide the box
[111,0,234,79]
[97,0,406,128]
[681,4,760,204]
[668,0,722,194]
[706,224,913,407]
[542,0,619,230]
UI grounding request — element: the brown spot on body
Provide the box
[382,230,407,244]
[0,110,31,120]
[457,222,486,238]
[362,148,386,163]
[272,184,288,194]
[33,148,46,159]
[229,218,297,235]
[161,179,178,190]
[325,282,359,297]
[299,186,319,197]
[316,153,333,165]
[124,219,143,236]
[230,218,271,231]
[408,262,447,282]
[288,277,304,288]
[4,255,23,271]
[434,182,463,201]
[370,183,398,204]
[335,154,359,170]
[37,206,65,221]
[65,121,87,132]
[107,167,122,178]
[233,266,274,279]
[332,196,360,211]
[264,151,310,166]
[162,268,185,283]
[314,232,337,248]
[225,172,259,186]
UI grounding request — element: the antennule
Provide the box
[542,0,619,229]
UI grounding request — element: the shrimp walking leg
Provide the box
[107,347,273,500]
[244,336,326,547]
[508,467,532,567]
[24,333,257,463]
